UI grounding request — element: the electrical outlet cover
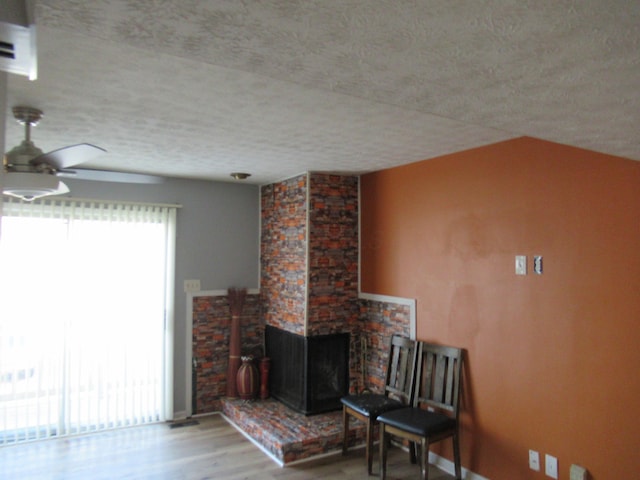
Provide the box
[183,279,201,292]
[570,464,587,480]
[545,454,558,479]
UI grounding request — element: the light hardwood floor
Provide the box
[0,414,456,479]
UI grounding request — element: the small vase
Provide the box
[236,356,259,400]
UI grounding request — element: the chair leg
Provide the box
[342,407,349,456]
[420,438,429,480]
[409,440,417,464]
[453,432,462,480]
[366,419,374,475]
[379,423,387,479]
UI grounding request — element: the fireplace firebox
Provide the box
[265,325,349,415]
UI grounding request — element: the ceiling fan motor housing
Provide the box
[4,140,48,172]
[3,106,50,173]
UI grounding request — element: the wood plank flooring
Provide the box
[0,414,456,479]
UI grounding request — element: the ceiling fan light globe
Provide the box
[2,172,69,201]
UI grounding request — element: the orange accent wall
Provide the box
[360,137,640,479]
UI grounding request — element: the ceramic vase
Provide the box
[236,356,259,400]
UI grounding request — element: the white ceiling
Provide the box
[4,0,640,185]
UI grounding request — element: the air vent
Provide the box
[0,39,15,59]
[0,21,37,79]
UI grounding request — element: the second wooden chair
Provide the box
[377,341,464,480]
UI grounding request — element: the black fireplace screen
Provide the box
[265,325,349,415]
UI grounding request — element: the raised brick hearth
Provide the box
[221,397,366,465]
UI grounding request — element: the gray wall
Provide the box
[61,176,260,415]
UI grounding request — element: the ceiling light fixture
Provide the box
[2,171,69,201]
[230,172,251,180]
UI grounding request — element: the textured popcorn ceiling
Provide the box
[4,0,639,184]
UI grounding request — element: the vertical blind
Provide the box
[0,197,177,443]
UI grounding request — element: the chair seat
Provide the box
[378,407,456,437]
[341,394,404,419]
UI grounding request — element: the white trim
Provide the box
[304,172,310,336]
[223,411,488,477]
[191,288,260,298]
[264,171,310,186]
[0,72,6,229]
[258,187,263,291]
[221,413,285,467]
[163,208,177,422]
[172,410,188,421]
[389,443,489,480]
[1,196,182,210]
[429,452,491,480]
[359,292,416,340]
[221,412,353,468]
[357,176,361,293]
[185,291,194,418]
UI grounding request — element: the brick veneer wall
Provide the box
[260,174,307,335]
[192,292,262,413]
[307,174,359,336]
[192,293,411,410]
[356,298,412,394]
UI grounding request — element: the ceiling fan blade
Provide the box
[34,143,107,169]
[57,168,165,184]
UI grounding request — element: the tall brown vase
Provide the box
[226,287,247,398]
[226,314,241,397]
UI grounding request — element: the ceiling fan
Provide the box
[2,106,163,201]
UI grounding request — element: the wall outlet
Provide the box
[184,279,201,292]
[545,454,558,479]
[570,464,587,480]
[529,450,540,471]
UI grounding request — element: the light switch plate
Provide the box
[529,450,540,471]
[184,279,201,292]
[515,255,527,275]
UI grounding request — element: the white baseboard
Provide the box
[429,452,490,480]
[217,411,488,478]
[172,410,188,421]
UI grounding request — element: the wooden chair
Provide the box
[340,335,418,475]
[378,342,464,480]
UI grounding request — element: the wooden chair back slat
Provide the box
[414,343,463,417]
[384,335,417,403]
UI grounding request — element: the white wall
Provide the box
[60,176,260,414]
[0,72,6,221]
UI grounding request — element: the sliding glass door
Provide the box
[0,198,176,443]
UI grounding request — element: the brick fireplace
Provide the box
[260,173,359,412]
[265,325,349,414]
[191,171,412,459]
